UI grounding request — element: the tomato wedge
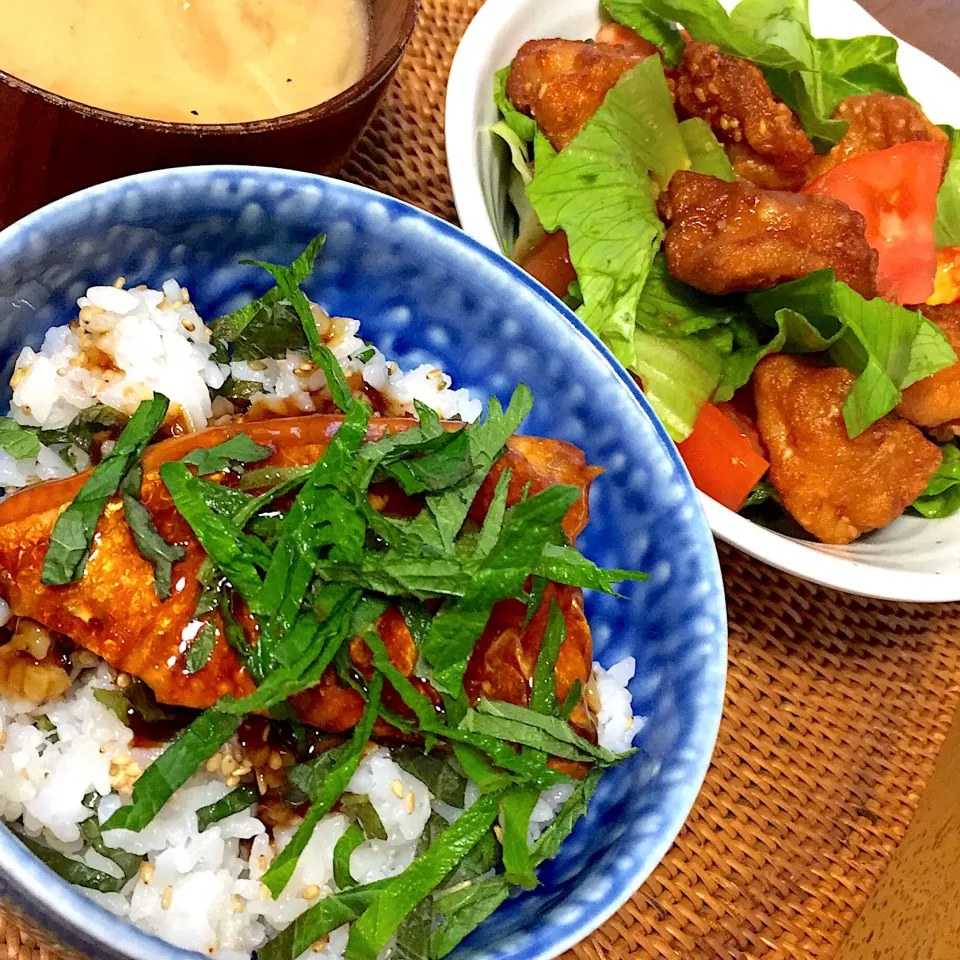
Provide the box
[677,403,769,512]
[519,230,578,300]
[804,141,947,305]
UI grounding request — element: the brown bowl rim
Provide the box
[0,0,420,135]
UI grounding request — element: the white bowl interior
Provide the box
[447,0,960,601]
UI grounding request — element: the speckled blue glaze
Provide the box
[0,168,726,960]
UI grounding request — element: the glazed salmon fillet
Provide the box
[0,415,600,729]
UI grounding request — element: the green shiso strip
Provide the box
[26,240,644,960]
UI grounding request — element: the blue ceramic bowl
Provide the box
[0,168,726,960]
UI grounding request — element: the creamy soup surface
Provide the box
[0,0,369,123]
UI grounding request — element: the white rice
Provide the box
[0,280,639,958]
[590,657,645,753]
[11,285,226,434]
[2,281,481,492]
[0,443,78,494]
[0,659,641,960]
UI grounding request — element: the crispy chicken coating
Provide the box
[658,171,878,297]
[506,38,647,151]
[808,93,951,181]
[673,42,814,187]
[726,143,810,191]
[753,355,942,544]
[897,304,960,428]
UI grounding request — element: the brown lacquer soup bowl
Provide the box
[0,0,418,227]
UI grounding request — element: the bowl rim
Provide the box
[0,164,727,960]
[0,0,420,134]
[445,0,960,603]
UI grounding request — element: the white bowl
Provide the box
[446,0,960,602]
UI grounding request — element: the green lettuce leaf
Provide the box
[902,318,957,389]
[733,0,848,149]
[491,122,533,188]
[935,125,960,248]
[912,444,960,519]
[493,66,536,143]
[634,254,741,339]
[601,0,685,63]
[526,56,685,366]
[815,34,911,105]
[712,316,786,403]
[607,0,811,70]
[678,118,737,181]
[610,0,909,151]
[631,327,728,441]
[734,1,908,148]
[748,272,956,436]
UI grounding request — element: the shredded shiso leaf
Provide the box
[26,240,646,958]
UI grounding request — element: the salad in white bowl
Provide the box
[447,0,960,600]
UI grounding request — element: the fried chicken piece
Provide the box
[753,355,942,544]
[726,143,810,191]
[673,42,814,186]
[808,94,951,181]
[506,38,647,151]
[595,22,662,57]
[658,171,878,297]
[897,304,960,427]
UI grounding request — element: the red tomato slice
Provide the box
[677,403,769,512]
[803,141,947,306]
[714,400,766,459]
[519,230,578,300]
[595,23,660,57]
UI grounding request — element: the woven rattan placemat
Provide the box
[4,1,960,957]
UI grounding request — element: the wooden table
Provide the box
[861,0,959,72]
